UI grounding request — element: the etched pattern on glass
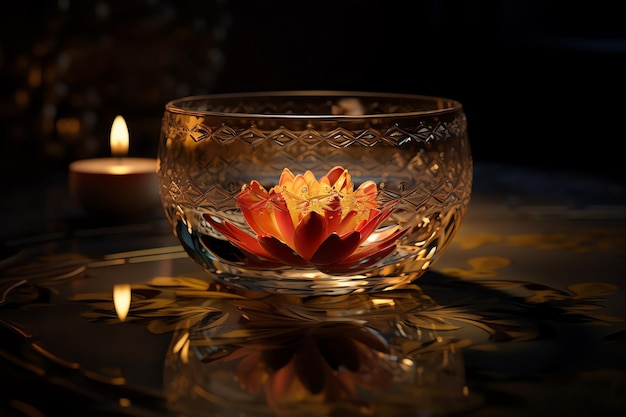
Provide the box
[158,95,472,294]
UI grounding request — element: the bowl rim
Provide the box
[164,90,463,120]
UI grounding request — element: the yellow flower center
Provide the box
[273,168,377,227]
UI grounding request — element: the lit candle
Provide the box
[69,115,160,216]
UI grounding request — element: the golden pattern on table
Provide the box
[67,263,623,340]
[1,226,625,415]
[453,228,626,253]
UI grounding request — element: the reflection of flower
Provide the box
[67,272,625,416]
[199,320,394,415]
[205,166,407,274]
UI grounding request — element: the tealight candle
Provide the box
[69,115,160,216]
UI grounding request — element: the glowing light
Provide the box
[113,284,131,321]
[370,298,395,307]
[173,331,189,353]
[172,331,191,364]
[110,115,129,157]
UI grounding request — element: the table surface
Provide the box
[1,162,625,417]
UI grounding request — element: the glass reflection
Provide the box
[163,290,482,417]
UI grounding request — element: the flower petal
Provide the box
[354,180,379,209]
[325,166,348,188]
[240,195,290,243]
[294,336,328,394]
[268,359,298,402]
[320,226,410,274]
[293,211,329,260]
[258,235,310,267]
[204,216,289,267]
[336,210,360,235]
[271,198,296,248]
[204,215,268,256]
[323,196,342,233]
[310,231,361,265]
[232,349,266,394]
[278,167,295,185]
[354,201,396,243]
[237,180,270,210]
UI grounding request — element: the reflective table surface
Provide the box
[1,163,625,417]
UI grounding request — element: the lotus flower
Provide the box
[204,166,407,274]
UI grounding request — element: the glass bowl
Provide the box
[157,91,472,295]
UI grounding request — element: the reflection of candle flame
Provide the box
[113,284,131,321]
[110,115,129,157]
[172,330,190,364]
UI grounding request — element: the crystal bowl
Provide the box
[157,91,472,295]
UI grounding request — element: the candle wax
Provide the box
[69,157,160,216]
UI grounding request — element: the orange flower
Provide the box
[205,166,407,274]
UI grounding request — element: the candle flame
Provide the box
[113,283,132,321]
[110,115,129,157]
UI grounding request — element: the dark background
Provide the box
[1,0,625,184]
